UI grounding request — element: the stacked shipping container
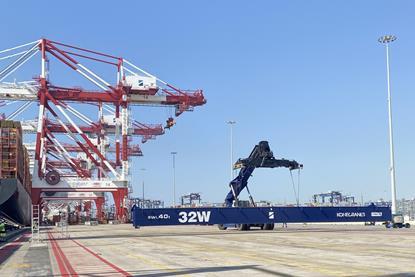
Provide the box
[0,120,32,194]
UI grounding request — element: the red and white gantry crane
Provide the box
[0,39,206,221]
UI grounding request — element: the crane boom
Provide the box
[224,141,302,207]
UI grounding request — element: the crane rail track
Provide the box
[47,231,131,276]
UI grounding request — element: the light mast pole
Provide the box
[227,121,236,179]
[171,152,177,207]
[378,35,397,215]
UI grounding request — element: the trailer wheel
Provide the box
[237,224,249,231]
[263,223,274,230]
[218,224,227,230]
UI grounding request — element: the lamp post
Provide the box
[227,121,236,179]
[378,35,397,215]
[171,152,177,207]
[139,168,146,208]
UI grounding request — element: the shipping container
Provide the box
[0,120,32,225]
[0,121,31,194]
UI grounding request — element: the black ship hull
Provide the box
[0,179,31,226]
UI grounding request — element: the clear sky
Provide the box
[2,1,415,205]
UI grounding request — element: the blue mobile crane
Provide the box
[220,141,302,230]
[225,141,301,207]
[131,141,392,229]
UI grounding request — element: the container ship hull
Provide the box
[1,120,32,226]
[0,179,31,225]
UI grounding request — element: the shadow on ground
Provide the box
[44,264,299,277]
[43,264,415,277]
[47,226,389,241]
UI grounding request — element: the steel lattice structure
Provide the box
[0,39,206,221]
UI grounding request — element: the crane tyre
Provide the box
[218,224,227,230]
[264,223,274,230]
[237,224,250,231]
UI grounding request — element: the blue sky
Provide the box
[2,1,415,205]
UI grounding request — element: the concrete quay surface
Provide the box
[0,224,414,276]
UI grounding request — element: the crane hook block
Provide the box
[165,117,176,129]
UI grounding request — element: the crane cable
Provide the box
[289,169,301,206]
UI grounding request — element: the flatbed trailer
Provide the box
[131,205,392,229]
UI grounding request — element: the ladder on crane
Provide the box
[31,204,41,244]
[58,210,69,238]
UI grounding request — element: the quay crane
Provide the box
[0,39,206,222]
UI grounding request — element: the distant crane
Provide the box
[181,193,202,207]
